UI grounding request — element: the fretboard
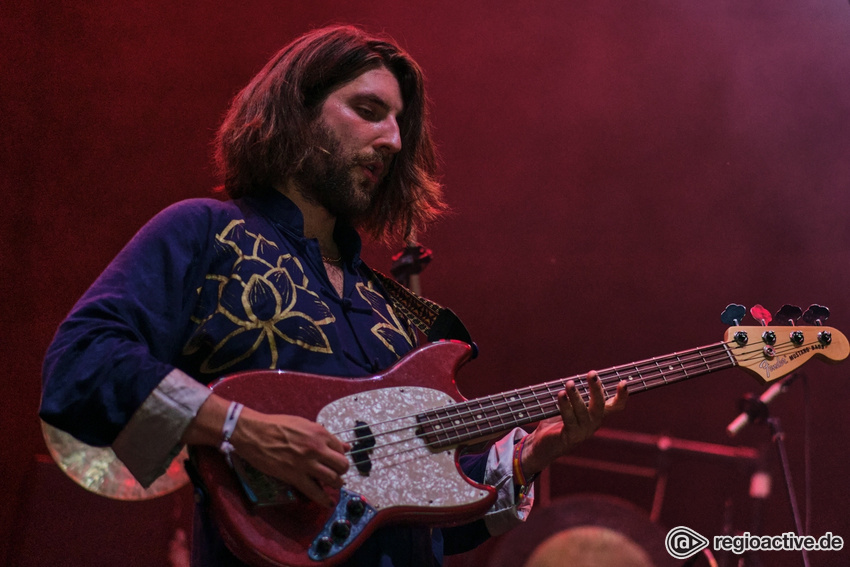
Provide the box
[416,341,736,449]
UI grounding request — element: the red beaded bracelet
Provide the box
[512,435,529,488]
[513,435,539,498]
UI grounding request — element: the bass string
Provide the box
[334,342,734,443]
[334,343,727,443]
[342,338,810,467]
[342,344,745,462]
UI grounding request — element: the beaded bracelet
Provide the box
[513,435,538,497]
[512,436,529,487]
[220,401,244,466]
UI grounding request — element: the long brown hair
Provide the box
[215,25,446,242]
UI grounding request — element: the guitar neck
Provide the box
[418,341,735,448]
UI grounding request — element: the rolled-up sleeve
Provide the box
[112,368,212,487]
[482,427,535,536]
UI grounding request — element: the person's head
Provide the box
[215,25,446,242]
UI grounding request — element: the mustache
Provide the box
[353,152,389,165]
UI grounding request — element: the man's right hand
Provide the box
[182,394,350,508]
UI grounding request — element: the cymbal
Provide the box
[41,420,190,501]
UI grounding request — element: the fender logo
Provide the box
[759,357,788,379]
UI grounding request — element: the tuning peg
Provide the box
[802,304,830,326]
[775,304,802,326]
[721,304,747,326]
[749,304,772,326]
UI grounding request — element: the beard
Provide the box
[292,122,385,224]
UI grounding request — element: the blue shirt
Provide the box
[41,191,490,566]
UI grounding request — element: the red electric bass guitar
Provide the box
[192,315,848,566]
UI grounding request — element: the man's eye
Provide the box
[357,106,377,120]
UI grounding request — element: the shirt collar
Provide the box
[243,190,364,267]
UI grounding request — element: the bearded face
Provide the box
[291,122,389,224]
[291,67,403,225]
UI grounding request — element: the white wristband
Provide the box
[220,401,244,464]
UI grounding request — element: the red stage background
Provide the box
[2,1,849,565]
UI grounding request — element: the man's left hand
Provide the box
[520,372,628,477]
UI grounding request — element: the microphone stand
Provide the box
[733,373,810,567]
[768,414,809,567]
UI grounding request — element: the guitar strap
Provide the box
[365,267,474,347]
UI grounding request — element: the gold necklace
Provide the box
[322,254,342,264]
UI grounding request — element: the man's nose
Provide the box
[374,117,402,155]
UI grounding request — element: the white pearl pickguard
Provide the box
[317,386,491,511]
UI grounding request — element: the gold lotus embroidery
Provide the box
[357,280,415,355]
[188,220,336,373]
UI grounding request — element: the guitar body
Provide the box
[192,341,497,567]
[191,322,849,566]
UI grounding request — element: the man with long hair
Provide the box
[41,25,626,566]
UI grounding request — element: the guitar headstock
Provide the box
[722,303,849,382]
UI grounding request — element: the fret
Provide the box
[612,368,625,395]
[488,392,513,433]
[441,406,462,443]
[468,399,487,437]
[504,390,524,430]
[675,353,688,377]
[448,403,472,442]
[492,392,512,430]
[644,362,664,389]
[614,366,629,387]
[661,353,686,382]
[635,362,655,389]
[544,382,561,412]
[513,389,530,425]
[698,346,712,373]
[598,371,617,400]
[417,408,452,448]
[528,386,548,421]
[701,345,732,373]
[652,357,668,385]
[507,387,535,428]
[629,363,648,391]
